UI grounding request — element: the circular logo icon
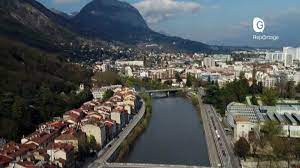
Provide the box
[253,17,265,33]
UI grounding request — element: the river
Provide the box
[123,96,210,166]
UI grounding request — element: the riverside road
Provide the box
[198,88,240,168]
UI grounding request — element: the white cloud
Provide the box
[133,0,201,24]
[53,0,80,4]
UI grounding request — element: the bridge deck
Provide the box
[102,162,210,168]
[143,88,183,93]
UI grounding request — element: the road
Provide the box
[198,88,240,168]
[197,91,221,167]
[207,105,240,168]
[87,100,146,168]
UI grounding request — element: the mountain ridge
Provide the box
[0,0,227,55]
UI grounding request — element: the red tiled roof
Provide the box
[0,155,13,167]
[48,143,74,153]
[16,161,38,168]
[55,134,77,141]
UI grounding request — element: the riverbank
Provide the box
[182,90,203,121]
[114,93,153,162]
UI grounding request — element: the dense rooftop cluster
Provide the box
[0,87,138,168]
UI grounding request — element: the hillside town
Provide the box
[0,87,140,167]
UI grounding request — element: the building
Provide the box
[284,53,293,67]
[256,71,278,88]
[265,51,284,62]
[226,102,300,139]
[54,134,79,152]
[115,60,144,67]
[21,121,66,147]
[81,120,106,147]
[234,116,254,141]
[47,143,75,168]
[91,85,122,99]
[266,47,300,66]
[226,102,264,129]
[111,109,127,129]
[63,109,85,124]
[283,47,300,61]
[124,66,133,77]
[203,57,216,68]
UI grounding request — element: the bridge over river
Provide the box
[91,162,210,168]
[142,88,183,93]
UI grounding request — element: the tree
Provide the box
[164,80,173,86]
[271,137,291,166]
[186,73,193,87]
[234,137,250,159]
[103,89,114,101]
[93,71,121,87]
[251,94,258,105]
[261,121,282,141]
[203,84,220,105]
[88,135,98,151]
[11,96,25,121]
[248,131,259,157]
[285,81,296,98]
[175,72,182,83]
[261,88,278,106]
[257,81,263,93]
[296,83,300,93]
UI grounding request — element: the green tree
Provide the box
[103,89,114,101]
[234,137,250,160]
[203,84,220,105]
[164,80,173,86]
[296,83,300,93]
[261,88,279,106]
[37,86,53,121]
[186,73,193,87]
[175,72,182,83]
[11,96,25,121]
[251,94,258,105]
[93,71,121,87]
[261,120,282,141]
[88,135,98,151]
[285,81,296,98]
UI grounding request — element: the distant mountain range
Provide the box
[0,0,229,54]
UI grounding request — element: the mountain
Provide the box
[0,0,75,51]
[72,0,151,43]
[0,0,220,55]
[51,8,73,19]
[72,0,213,52]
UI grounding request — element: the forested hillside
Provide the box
[0,38,92,140]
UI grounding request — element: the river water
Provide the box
[124,96,210,166]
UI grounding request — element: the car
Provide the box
[108,144,112,148]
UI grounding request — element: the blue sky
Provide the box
[37,0,300,47]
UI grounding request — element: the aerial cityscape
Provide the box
[0,0,300,168]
